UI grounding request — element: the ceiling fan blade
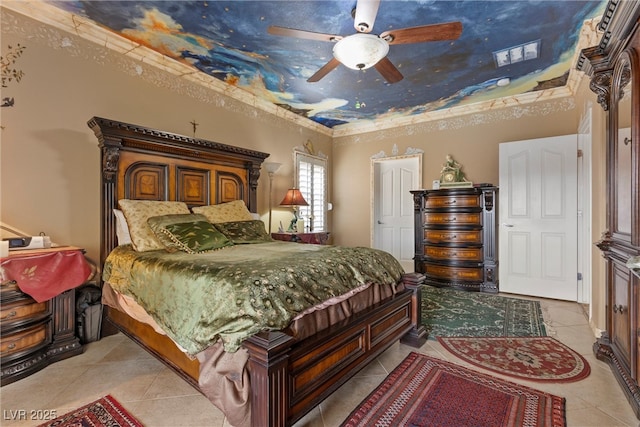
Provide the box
[268,26,341,42]
[354,0,381,33]
[307,58,341,82]
[374,57,403,84]
[380,21,463,45]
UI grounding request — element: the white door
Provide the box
[499,135,578,301]
[372,155,421,272]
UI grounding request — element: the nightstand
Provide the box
[0,246,91,385]
[271,232,331,245]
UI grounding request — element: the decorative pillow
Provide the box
[147,213,232,254]
[192,200,254,224]
[113,209,132,246]
[214,220,273,244]
[118,200,190,252]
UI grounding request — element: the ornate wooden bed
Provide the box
[88,116,427,427]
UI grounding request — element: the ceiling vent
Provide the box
[493,40,540,67]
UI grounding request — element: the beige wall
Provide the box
[333,107,582,246]
[1,8,608,333]
[332,82,608,333]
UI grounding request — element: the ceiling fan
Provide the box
[268,0,462,84]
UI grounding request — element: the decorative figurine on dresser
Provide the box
[411,185,498,293]
[0,246,93,385]
[439,154,471,188]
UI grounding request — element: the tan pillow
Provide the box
[118,200,190,251]
[192,200,253,223]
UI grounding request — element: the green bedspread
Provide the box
[103,242,404,355]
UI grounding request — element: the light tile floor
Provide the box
[0,297,636,427]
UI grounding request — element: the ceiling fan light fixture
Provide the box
[333,33,389,70]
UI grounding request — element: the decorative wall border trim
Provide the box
[371,144,424,159]
[336,96,577,146]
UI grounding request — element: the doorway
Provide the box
[372,154,421,272]
[499,135,579,301]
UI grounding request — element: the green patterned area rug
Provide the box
[421,285,547,338]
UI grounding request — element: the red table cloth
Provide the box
[1,247,91,302]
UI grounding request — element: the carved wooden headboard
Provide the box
[88,117,269,269]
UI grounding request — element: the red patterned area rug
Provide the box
[437,336,590,383]
[37,395,143,427]
[340,352,565,427]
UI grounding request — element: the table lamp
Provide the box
[279,188,308,232]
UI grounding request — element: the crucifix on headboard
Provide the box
[190,119,199,137]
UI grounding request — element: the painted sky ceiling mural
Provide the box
[48,0,606,129]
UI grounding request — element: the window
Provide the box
[295,151,327,232]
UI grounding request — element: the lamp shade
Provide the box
[279,188,308,207]
[264,162,282,175]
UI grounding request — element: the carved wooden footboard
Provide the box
[90,117,427,427]
[107,276,425,427]
[245,278,425,426]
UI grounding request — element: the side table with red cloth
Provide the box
[1,246,88,385]
[271,232,331,245]
[0,246,92,302]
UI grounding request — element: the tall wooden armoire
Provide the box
[578,0,640,418]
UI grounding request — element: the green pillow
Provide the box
[147,213,232,254]
[214,220,273,244]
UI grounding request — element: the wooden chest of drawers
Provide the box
[1,292,52,359]
[0,279,83,385]
[1,248,88,386]
[411,187,498,292]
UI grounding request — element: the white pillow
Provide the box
[113,209,132,246]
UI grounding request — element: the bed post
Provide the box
[243,331,296,427]
[99,145,121,272]
[88,117,122,275]
[400,272,428,347]
[247,161,262,213]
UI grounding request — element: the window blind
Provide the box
[296,153,327,232]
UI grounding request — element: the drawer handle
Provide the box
[7,343,16,350]
[613,304,625,314]
[444,200,457,205]
[1,311,17,320]
[445,217,457,222]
